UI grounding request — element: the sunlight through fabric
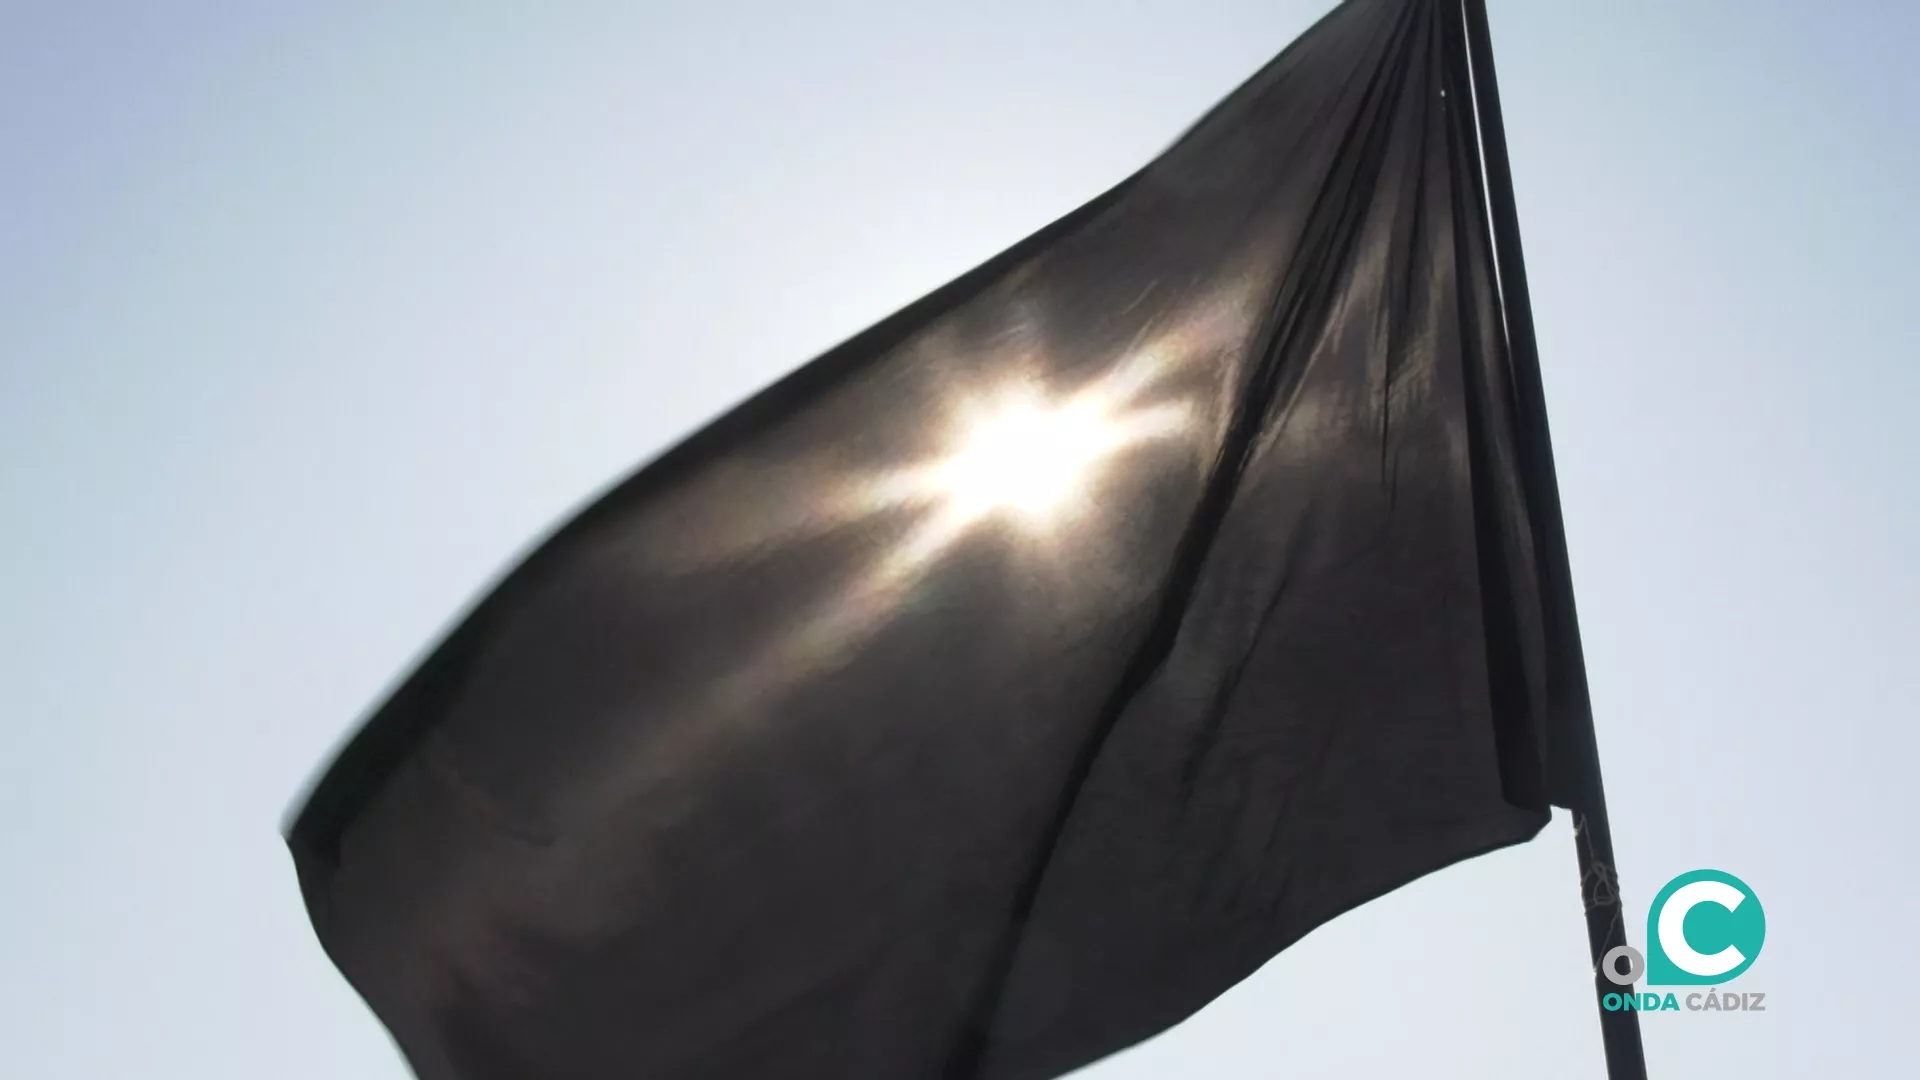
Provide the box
[878,351,1194,570]
[937,392,1128,524]
[707,350,1196,715]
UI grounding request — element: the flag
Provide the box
[289,1,1577,1076]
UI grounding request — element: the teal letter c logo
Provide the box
[1645,869,1765,986]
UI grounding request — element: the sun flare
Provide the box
[698,348,1196,711]
[909,356,1192,538]
[933,392,1118,524]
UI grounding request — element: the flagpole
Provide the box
[1456,2,1649,1078]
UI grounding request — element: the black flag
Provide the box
[289,1,1581,1076]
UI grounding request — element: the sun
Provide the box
[930,390,1121,526]
[838,357,1191,580]
[692,349,1195,710]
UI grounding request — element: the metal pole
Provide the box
[1456,2,1648,1077]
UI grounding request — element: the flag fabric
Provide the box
[289,0,1571,1076]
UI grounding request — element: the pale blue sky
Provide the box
[4,2,1915,1076]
